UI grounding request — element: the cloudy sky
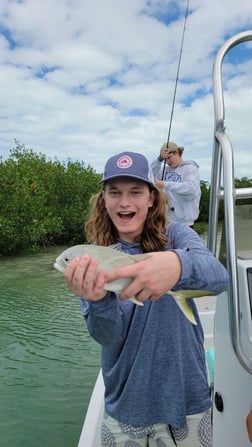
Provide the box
[0,0,251,181]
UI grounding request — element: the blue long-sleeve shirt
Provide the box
[80,222,228,427]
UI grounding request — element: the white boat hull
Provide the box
[213,258,252,446]
[78,369,104,447]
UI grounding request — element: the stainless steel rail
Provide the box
[208,30,252,374]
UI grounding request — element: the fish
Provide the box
[54,244,214,325]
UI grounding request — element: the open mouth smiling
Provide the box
[118,212,136,220]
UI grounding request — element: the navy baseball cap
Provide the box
[100,151,156,187]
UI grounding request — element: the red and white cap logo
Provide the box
[117,155,133,169]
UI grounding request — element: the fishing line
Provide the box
[161,0,190,180]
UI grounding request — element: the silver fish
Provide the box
[54,244,214,324]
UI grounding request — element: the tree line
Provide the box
[0,142,251,256]
[0,143,101,255]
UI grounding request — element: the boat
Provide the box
[209,30,252,446]
[78,30,252,446]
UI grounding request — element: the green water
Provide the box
[0,247,101,447]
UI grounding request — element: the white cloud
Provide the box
[0,0,251,181]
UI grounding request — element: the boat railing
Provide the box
[208,30,252,374]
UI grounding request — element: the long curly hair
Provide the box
[85,184,169,253]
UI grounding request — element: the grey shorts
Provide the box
[101,408,212,447]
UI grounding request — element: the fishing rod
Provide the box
[161,0,190,180]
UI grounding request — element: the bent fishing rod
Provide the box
[161,0,190,180]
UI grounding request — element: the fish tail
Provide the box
[172,290,215,299]
[171,291,197,325]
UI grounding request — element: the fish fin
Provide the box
[130,297,144,306]
[171,294,197,325]
[108,244,151,263]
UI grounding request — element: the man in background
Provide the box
[151,142,201,226]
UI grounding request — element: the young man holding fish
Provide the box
[63,151,228,446]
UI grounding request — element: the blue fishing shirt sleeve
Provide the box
[79,222,228,428]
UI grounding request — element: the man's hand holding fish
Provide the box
[105,250,181,303]
[64,255,107,303]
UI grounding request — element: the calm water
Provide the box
[0,247,100,447]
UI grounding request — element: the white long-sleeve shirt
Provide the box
[151,157,201,225]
